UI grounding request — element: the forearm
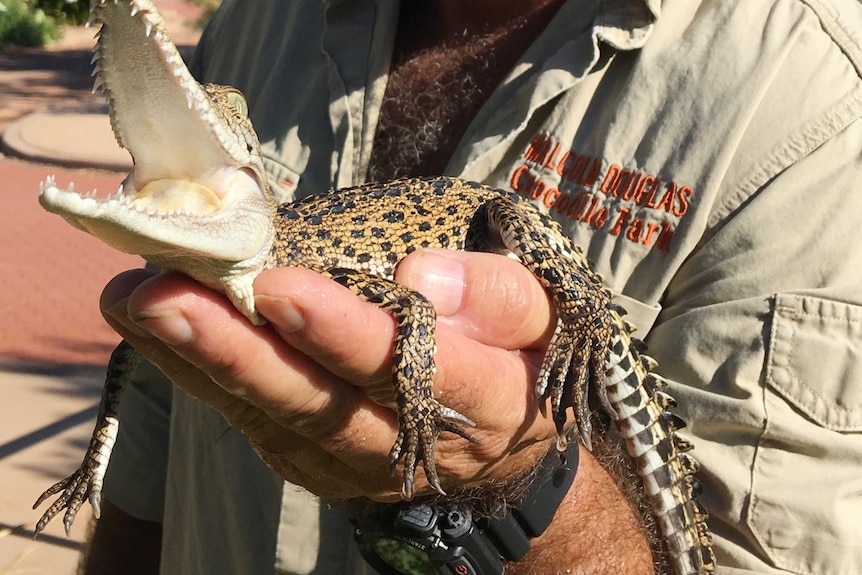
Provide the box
[507,443,654,575]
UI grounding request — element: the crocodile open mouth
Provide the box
[126,178,224,215]
[39,164,268,261]
[38,0,272,263]
[117,166,263,217]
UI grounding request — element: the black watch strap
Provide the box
[352,437,579,575]
[481,437,579,562]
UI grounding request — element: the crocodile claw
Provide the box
[33,465,101,536]
[389,400,479,500]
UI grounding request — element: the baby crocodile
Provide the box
[35,1,714,573]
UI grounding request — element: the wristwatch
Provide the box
[353,439,578,575]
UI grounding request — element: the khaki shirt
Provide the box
[103,0,862,573]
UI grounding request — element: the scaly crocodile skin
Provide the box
[34,1,715,573]
[269,178,615,493]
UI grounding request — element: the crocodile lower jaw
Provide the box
[39,167,271,262]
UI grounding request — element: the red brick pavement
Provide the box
[0,0,202,367]
[0,157,143,366]
[0,4,199,571]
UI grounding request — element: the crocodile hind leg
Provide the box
[33,340,139,535]
[480,196,615,449]
[323,267,479,500]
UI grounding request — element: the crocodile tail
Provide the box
[603,314,716,575]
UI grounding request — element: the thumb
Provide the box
[394,248,555,351]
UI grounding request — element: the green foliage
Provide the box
[34,0,90,25]
[0,0,216,48]
[0,0,65,47]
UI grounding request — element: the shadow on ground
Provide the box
[0,43,198,130]
[1,360,104,476]
[0,47,92,88]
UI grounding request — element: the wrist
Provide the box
[509,443,654,575]
[352,431,657,575]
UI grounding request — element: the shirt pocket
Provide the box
[747,293,862,574]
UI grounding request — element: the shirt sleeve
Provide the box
[101,357,172,523]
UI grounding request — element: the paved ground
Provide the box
[0,3,202,573]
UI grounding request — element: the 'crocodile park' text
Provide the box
[511,132,695,252]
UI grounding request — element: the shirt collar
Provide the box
[594,0,661,50]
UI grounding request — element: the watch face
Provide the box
[373,537,437,575]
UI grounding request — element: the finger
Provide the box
[101,271,408,497]
[100,270,284,423]
[394,249,556,350]
[105,264,551,437]
[253,267,532,419]
[102,268,556,494]
[252,267,408,401]
[102,271,397,442]
[254,267,558,455]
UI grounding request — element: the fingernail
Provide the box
[404,251,465,316]
[130,309,193,346]
[103,297,153,339]
[254,294,306,333]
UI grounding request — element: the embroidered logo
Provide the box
[509,132,694,252]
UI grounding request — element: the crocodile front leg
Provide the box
[33,340,139,535]
[478,196,616,448]
[323,267,479,500]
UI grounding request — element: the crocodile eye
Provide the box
[225,89,248,117]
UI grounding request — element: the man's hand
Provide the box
[100,249,561,499]
[100,248,653,572]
